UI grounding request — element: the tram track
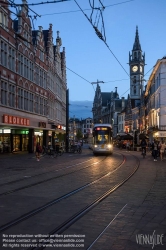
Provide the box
[26,154,140,250]
[0,158,95,187]
[0,154,125,232]
[0,157,109,196]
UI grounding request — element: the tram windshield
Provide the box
[93,127,112,145]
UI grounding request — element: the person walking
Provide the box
[140,138,147,155]
[152,140,159,161]
[159,140,166,161]
[126,141,130,151]
[36,142,42,161]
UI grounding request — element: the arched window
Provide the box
[134,52,137,59]
[138,52,141,60]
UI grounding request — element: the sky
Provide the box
[10,0,166,117]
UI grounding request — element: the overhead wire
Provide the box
[24,0,135,16]
[7,0,159,100]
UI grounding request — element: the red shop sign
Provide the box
[3,114,30,126]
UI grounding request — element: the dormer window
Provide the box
[0,11,7,29]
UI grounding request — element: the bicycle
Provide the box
[42,146,57,158]
[77,145,82,154]
[69,145,77,153]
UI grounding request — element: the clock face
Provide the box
[132,65,138,72]
[140,66,143,72]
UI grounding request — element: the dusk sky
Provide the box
[11,0,166,106]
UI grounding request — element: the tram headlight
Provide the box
[94,145,98,148]
[107,144,112,148]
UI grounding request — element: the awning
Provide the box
[116,133,133,140]
[139,134,149,139]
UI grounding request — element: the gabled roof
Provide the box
[42,30,49,50]
[101,92,111,106]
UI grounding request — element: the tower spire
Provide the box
[133,26,141,51]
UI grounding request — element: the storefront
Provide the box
[0,129,11,153]
[34,131,43,150]
[0,114,66,153]
[11,129,29,152]
[153,131,166,142]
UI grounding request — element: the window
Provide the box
[40,97,43,115]
[18,88,23,109]
[9,84,15,107]
[35,95,39,113]
[24,90,28,111]
[36,67,39,85]
[44,72,47,88]
[9,47,15,71]
[40,50,44,61]
[40,69,43,87]
[18,54,24,76]
[1,41,7,67]
[1,81,8,105]
[44,99,47,115]
[134,52,137,59]
[29,93,33,112]
[133,76,136,84]
[0,12,7,28]
[29,62,34,81]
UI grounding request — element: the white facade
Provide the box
[82,118,93,136]
[145,57,166,140]
[117,113,125,133]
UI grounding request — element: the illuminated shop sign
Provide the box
[57,125,66,130]
[155,131,166,137]
[3,115,30,126]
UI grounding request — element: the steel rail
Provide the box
[0,154,125,232]
[28,154,140,250]
[0,157,108,196]
[0,158,94,187]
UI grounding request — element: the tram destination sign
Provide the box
[3,114,30,126]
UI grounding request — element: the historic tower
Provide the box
[129,26,145,100]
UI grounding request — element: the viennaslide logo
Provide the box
[136,230,164,249]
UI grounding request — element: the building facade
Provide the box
[145,57,166,142]
[0,0,67,153]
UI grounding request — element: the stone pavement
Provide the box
[86,149,166,250]
[0,147,166,250]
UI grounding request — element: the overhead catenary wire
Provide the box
[0,0,72,7]
[7,0,162,101]
[24,0,135,16]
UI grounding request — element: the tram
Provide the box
[92,124,113,155]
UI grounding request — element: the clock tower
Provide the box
[129,26,145,100]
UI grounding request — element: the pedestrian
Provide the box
[140,138,147,155]
[36,142,42,161]
[77,140,81,151]
[159,140,166,161]
[147,141,151,152]
[126,141,130,151]
[151,140,159,161]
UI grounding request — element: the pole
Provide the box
[133,130,135,151]
[65,89,69,153]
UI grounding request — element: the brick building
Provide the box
[0,0,67,153]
